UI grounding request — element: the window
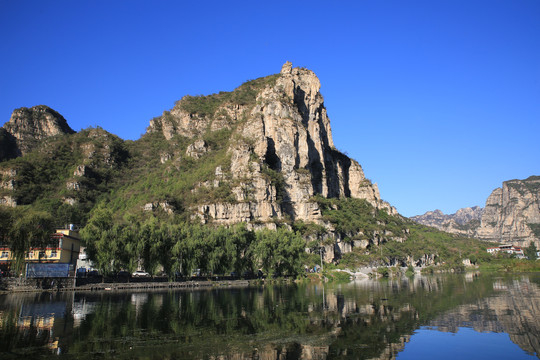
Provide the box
[50,250,57,258]
[0,251,8,258]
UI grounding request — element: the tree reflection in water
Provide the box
[0,274,538,359]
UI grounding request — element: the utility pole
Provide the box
[319,246,324,272]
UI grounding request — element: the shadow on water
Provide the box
[0,273,539,359]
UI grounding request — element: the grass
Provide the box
[478,259,540,273]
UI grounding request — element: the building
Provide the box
[0,225,81,276]
[487,247,500,254]
[486,244,525,259]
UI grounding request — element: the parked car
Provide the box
[132,270,150,277]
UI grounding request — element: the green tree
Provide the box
[525,242,538,260]
[170,223,186,276]
[156,223,176,278]
[253,228,304,277]
[228,223,255,274]
[0,206,14,245]
[137,217,164,275]
[80,206,115,275]
[8,209,55,273]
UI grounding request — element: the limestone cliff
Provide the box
[148,62,395,226]
[1,105,75,156]
[476,176,540,249]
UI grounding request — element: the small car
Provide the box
[132,270,150,277]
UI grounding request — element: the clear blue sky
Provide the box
[1,1,539,217]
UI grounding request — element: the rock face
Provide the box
[412,176,540,249]
[1,105,75,156]
[476,176,540,249]
[411,207,483,237]
[185,139,208,158]
[149,62,395,226]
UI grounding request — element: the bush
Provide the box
[377,267,389,277]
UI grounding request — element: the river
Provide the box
[0,273,538,359]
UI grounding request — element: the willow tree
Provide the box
[253,228,305,277]
[7,208,54,274]
[80,206,115,275]
[0,206,14,245]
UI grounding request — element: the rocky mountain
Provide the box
[1,63,413,263]
[476,176,540,249]
[412,177,540,249]
[148,62,395,227]
[410,207,483,237]
[1,105,75,157]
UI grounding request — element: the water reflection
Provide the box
[0,292,73,356]
[0,274,538,359]
[425,275,540,359]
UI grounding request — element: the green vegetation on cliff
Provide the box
[311,196,491,270]
[0,127,128,226]
[178,74,281,116]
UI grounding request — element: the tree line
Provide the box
[80,206,306,278]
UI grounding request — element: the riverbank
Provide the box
[75,279,252,292]
[0,277,255,294]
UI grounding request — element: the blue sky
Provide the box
[1,1,539,217]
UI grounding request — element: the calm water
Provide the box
[0,273,539,359]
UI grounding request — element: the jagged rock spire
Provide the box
[281,61,293,74]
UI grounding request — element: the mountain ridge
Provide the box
[410,206,483,237]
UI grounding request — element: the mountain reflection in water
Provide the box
[0,274,538,359]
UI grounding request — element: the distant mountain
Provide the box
[412,176,540,249]
[410,207,483,237]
